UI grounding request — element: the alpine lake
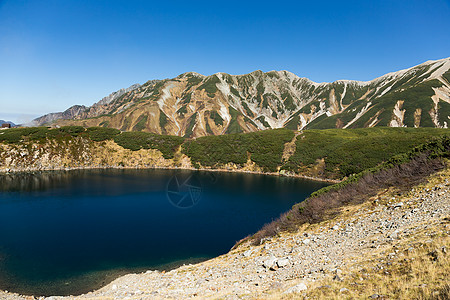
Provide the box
[0,169,329,296]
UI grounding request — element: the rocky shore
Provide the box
[1,165,448,299]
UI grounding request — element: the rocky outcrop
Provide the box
[31,83,142,126]
[0,138,188,172]
[31,105,88,126]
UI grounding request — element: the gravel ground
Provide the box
[1,169,449,300]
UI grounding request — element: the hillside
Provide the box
[1,126,448,181]
[31,58,450,137]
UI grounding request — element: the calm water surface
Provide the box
[0,169,328,296]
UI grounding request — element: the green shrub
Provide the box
[113,131,184,159]
[182,128,294,172]
[0,128,39,143]
[86,127,120,141]
[225,107,243,134]
[159,110,168,131]
[0,126,87,143]
[133,115,148,131]
[184,113,197,138]
[283,127,449,179]
[309,134,450,198]
[198,75,220,97]
[210,111,224,126]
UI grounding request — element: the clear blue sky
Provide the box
[1,0,449,124]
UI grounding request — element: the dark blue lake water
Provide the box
[0,169,328,296]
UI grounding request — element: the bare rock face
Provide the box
[31,83,142,126]
[96,84,142,106]
[32,105,88,126]
[33,58,450,135]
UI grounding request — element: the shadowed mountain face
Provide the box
[33,58,450,137]
[0,120,15,127]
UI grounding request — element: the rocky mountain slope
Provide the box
[33,58,450,137]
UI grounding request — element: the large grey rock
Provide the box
[263,256,278,269]
[284,282,307,293]
[276,258,290,268]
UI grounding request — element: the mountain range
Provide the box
[32,58,450,137]
[0,120,15,127]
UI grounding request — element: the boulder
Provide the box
[284,282,307,293]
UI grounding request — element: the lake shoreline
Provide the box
[0,165,341,184]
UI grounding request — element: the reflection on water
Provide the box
[0,169,328,296]
[0,171,74,192]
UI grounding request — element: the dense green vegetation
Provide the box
[438,101,450,127]
[198,75,220,97]
[177,105,188,117]
[182,129,294,172]
[443,70,450,84]
[225,107,243,134]
[184,113,197,138]
[309,134,450,198]
[351,80,440,128]
[282,92,296,111]
[285,114,300,130]
[241,101,254,118]
[283,127,449,179]
[230,86,240,98]
[86,127,120,141]
[113,132,184,159]
[256,116,270,128]
[209,111,224,126]
[132,115,148,131]
[0,126,87,143]
[0,126,183,159]
[159,110,168,132]
[1,126,448,179]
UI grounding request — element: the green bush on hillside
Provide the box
[283,127,449,179]
[113,131,184,159]
[0,127,47,143]
[0,126,88,143]
[86,127,121,141]
[182,128,295,172]
[309,134,450,198]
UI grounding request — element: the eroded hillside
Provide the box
[32,58,450,137]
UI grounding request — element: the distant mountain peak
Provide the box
[33,58,450,135]
[0,120,15,127]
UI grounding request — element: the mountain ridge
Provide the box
[32,57,450,136]
[0,120,16,127]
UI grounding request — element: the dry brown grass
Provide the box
[266,223,449,300]
[308,230,448,299]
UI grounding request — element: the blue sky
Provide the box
[1,0,449,124]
